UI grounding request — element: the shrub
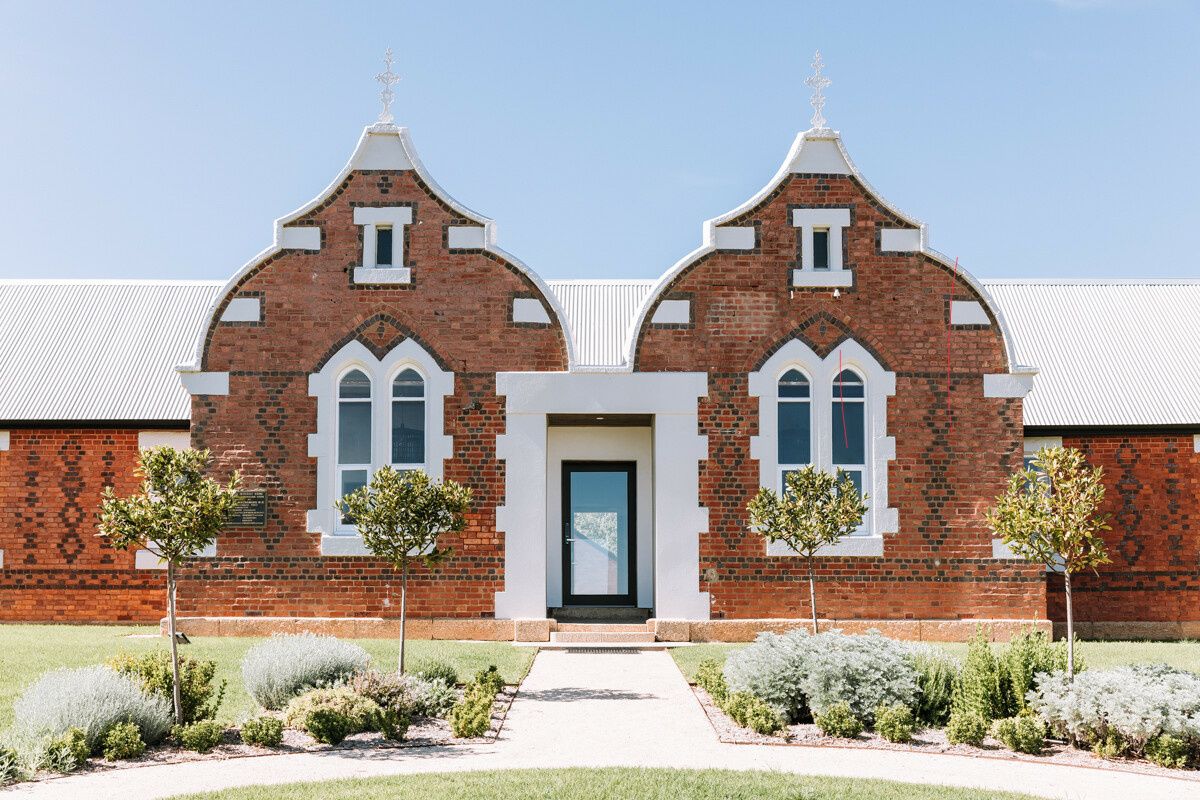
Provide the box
[725,629,918,724]
[946,710,989,746]
[0,746,21,785]
[39,728,90,773]
[305,709,355,745]
[953,628,1004,722]
[375,707,411,741]
[240,716,284,748]
[1145,734,1191,769]
[449,687,493,738]
[998,630,1070,715]
[242,634,370,710]
[991,716,1045,755]
[473,666,504,695]
[695,659,729,704]
[412,659,459,687]
[348,670,416,716]
[1028,664,1200,757]
[11,666,171,752]
[409,676,458,718]
[907,645,959,726]
[283,687,381,736]
[723,692,784,735]
[102,721,145,760]
[109,650,226,724]
[815,701,863,739]
[874,704,915,744]
[174,720,223,753]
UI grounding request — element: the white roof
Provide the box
[983,279,1200,428]
[0,280,223,423]
[1,278,1196,428]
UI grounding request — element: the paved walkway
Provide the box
[6,650,1197,799]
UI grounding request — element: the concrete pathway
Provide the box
[5,650,1197,799]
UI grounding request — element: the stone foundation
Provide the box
[656,617,1052,643]
[164,616,550,642]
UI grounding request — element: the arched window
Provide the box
[337,369,372,504]
[777,368,811,489]
[831,368,866,495]
[391,368,426,468]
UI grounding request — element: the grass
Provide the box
[0,624,535,728]
[672,639,1200,681]
[166,768,1044,800]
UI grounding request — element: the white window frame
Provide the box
[831,367,867,502]
[353,206,413,284]
[389,367,427,472]
[776,368,813,488]
[335,366,374,526]
[308,339,453,553]
[749,338,897,556]
[791,208,852,287]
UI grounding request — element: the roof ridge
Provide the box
[0,279,225,286]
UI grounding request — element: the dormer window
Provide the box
[375,226,394,267]
[791,208,851,287]
[352,206,413,284]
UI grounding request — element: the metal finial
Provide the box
[375,48,401,124]
[804,51,832,131]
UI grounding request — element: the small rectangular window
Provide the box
[812,228,830,270]
[376,227,394,266]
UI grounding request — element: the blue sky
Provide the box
[0,0,1196,282]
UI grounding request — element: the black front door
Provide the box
[562,462,637,606]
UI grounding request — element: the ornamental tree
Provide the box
[747,466,868,634]
[337,467,472,673]
[97,446,241,725]
[986,446,1111,679]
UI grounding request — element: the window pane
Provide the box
[392,368,424,398]
[778,400,811,465]
[778,369,810,398]
[338,401,371,464]
[339,369,371,399]
[339,469,369,524]
[392,400,425,464]
[813,229,830,270]
[832,401,865,465]
[839,469,863,497]
[376,227,393,266]
[833,369,864,398]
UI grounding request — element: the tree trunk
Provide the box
[166,560,184,726]
[398,559,408,674]
[807,556,818,635]
[1064,570,1075,681]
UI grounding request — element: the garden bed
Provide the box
[691,684,1200,782]
[12,688,515,785]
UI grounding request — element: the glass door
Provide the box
[561,462,636,606]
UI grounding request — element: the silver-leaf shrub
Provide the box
[724,629,918,723]
[9,666,171,754]
[242,633,371,710]
[1029,663,1200,756]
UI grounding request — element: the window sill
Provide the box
[353,266,411,285]
[791,269,853,288]
[321,534,371,556]
[766,535,883,558]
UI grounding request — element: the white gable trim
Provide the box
[180,124,577,373]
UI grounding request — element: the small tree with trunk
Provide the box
[986,446,1111,679]
[747,466,868,634]
[337,466,471,673]
[97,446,241,725]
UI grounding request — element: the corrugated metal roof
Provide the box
[983,280,1200,428]
[0,280,223,422]
[1,278,1196,428]
[546,280,655,369]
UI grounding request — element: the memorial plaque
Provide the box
[229,491,267,527]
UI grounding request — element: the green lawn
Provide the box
[167,768,1043,800]
[0,624,535,728]
[672,639,1200,681]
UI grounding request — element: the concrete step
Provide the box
[555,623,649,633]
[549,606,651,623]
[551,630,657,644]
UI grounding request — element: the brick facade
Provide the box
[0,428,163,622]
[635,174,1047,623]
[181,166,567,620]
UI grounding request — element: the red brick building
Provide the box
[1,110,1196,641]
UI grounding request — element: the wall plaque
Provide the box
[228,491,267,527]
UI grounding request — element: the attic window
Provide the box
[812,228,830,270]
[376,227,394,267]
